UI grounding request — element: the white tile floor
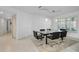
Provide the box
[61,43,79,52]
[0,33,39,52]
[0,33,79,52]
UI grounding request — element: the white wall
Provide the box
[0,18,7,35]
[31,15,52,31]
[16,12,33,39]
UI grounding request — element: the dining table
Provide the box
[36,30,62,44]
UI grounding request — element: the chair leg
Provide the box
[36,37,39,40]
[61,37,63,41]
[37,38,39,40]
[40,38,42,41]
[59,37,63,43]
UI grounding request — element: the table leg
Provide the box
[46,35,48,44]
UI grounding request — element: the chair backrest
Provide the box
[40,29,45,31]
[52,32,60,39]
[60,31,67,37]
[33,31,37,37]
[33,31,35,37]
[47,29,51,31]
[60,29,67,32]
[33,31,43,39]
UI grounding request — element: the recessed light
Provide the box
[0,11,4,14]
[45,18,48,22]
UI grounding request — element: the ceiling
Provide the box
[0,8,15,19]
[11,6,79,17]
[0,6,79,18]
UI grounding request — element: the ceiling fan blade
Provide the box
[38,6,42,8]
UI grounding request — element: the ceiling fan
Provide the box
[38,6,60,14]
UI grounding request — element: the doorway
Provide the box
[0,15,16,39]
[7,18,12,34]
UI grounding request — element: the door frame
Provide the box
[12,15,16,39]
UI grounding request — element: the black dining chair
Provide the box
[33,31,37,38]
[47,32,60,40]
[33,31,44,40]
[40,29,45,31]
[60,31,67,40]
[46,32,61,44]
[60,28,67,31]
[47,29,51,31]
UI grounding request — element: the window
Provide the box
[56,16,77,32]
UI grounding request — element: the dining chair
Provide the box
[60,29,67,32]
[47,29,51,31]
[33,31,44,40]
[47,32,60,45]
[33,31,37,38]
[47,32,60,40]
[40,29,45,31]
[60,31,67,40]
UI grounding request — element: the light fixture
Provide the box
[45,18,48,22]
[56,19,58,22]
[0,11,4,14]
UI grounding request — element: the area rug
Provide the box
[31,37,78,52]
